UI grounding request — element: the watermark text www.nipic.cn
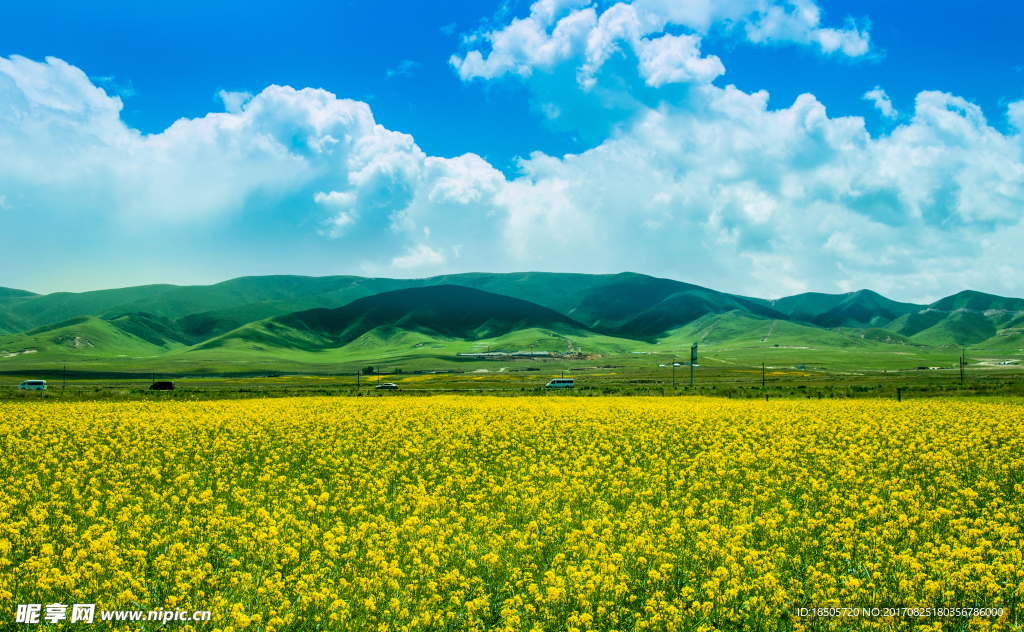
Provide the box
[15,603,213,624]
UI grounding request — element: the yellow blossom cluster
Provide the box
[1,397,1021,631]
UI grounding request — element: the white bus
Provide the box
[19,380,47,391]
[544,378,574,389]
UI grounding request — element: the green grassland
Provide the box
[0,316,173,360]
[1,274,1021,397]
[3,359,1021,402]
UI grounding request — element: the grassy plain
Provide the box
[1,397,1020,630]
[2,328,1022,401]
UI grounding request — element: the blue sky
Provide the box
[2,0,1024,301]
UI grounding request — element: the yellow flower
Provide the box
[1,397,1020,630]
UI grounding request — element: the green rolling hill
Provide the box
[810,290,922,328]
[882,291,1024,347]
[762,289,923,328]
[3,284,177,330]
[439,272,786,335]
[0,272,791,343]
[0,287,36,299]
[0,275,424,343]
[0,273,1021,374]
[1,276,419,330]
[975,312,1024,350]
[750,292,850,319]
[196,285,595,352]
[0,310,26,335]
[0,316,171,361]
[883,310,948,338]
[107,313,200,347]
[420,272,790,338]
[0,286,38,334]
[543,274,786,339]
[929,290,1024,312]
[908,310,997,347]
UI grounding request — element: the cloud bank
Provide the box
[2,19,1024,302]
[450,0,870,88]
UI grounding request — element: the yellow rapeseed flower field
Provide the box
[1,397,1021,631]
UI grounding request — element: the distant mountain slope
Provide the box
[454,272,787,339]
[176,303,311,339]
[928,290,1024,313]
[907,310,999,347]
[975,313,1024,349]
[0,287,37,299]
[198,285,593,351]
[0,272,791,341]
[107,313,198,347]
[0,309,26,335]
[0,276,423,332]
[597,285,786,340]
[880,291,1024,347]
[810,290,923,328]
[3,274,1023,351]
[0,286,38,334]
[105,275,415,321]
[884,311,947,338]
[0,316,171,362]
[657,310,920,352]
[757,292,852,319]
[418,272,618,315]
[765,290,923,328]
[5,284,177,330]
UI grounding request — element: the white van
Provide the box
[545,378,574,389]
[19,380,47,391]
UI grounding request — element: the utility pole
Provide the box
[690,342,697,388]
[762,362,765,389]
[961,348,965,386]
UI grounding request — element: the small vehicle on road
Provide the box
[544,378,575,389]
[375,383,399,390]
[149,381,175,391]
[18,380,47,391]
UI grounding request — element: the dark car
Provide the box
[150,381,175,391]
[374,382,399,390]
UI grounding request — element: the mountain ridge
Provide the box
[193,285,597,353]
[1,274,1022,360]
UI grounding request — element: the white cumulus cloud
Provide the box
[490,84,1024,299]
[3,53,1024,302]
[451,0,869,89]
[863,86,897,118]
[217,89,253,114]
[392,244,447,269]
[743,0,869,56]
